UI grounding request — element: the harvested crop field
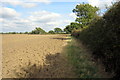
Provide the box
[2,34,76,78]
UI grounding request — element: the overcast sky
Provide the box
[0,0,118,32]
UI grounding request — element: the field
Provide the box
[2,34,76,78]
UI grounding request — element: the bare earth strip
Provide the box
[2,34,76,78]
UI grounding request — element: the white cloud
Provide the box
[0,8,74,32]
[3,1,37,8]
[28,11,66,31]
[29,11,61,23]
[1,0,51,8]
[49,0,88,2]
[25,0,51,3]
[0,18,4,22]
[1,17,33,32]
[28,12,76,31]
[0,7,20,19]
[0,6,31,32]
[87,0,99,7]
[1,0,51,3]
[22,3,37,8]
[69,13,76,19]
[88,0,118,9]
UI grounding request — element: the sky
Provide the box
[0,0,118,32]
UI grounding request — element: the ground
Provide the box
[2,34,76,78]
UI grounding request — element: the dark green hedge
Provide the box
[72,2,120,78]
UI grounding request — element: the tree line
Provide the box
[0,27,65,34]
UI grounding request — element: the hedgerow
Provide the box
[72,2,120,78]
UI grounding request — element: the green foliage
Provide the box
[73,3,99,28]
[8,32,18,34]
[19,32,23,34]
[0,32,3,34]
[54,28,63,33]
[48,28,63,34]
[64,3,99,34]
[24,32,28,34]
[64,22,81,34]
[1,32,24,34]
[72,2,120,78]
[48,30,55,34]
[31,27,46,34]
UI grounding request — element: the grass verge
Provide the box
[65,37,109,78]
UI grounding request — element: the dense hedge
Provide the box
[72,2,120,78]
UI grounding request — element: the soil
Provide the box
[2,34,76,78]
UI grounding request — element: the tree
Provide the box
[48,30,55,34]
[73,3,99,28]
[31,27,46,34]
[24,32,28,34]
[64,22,81,34]
[9,32,17,34]
[19,32,23,34]
[54,28,62,33]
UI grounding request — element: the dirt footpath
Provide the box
[2,34,76,78]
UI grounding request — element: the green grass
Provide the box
[65,37,103,78]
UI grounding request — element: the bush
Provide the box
[72,2,120,78]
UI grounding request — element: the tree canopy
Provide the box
[54,28,63,33]
[48,30,55,34]
[31,27,46,34]
[73,3,99,28]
